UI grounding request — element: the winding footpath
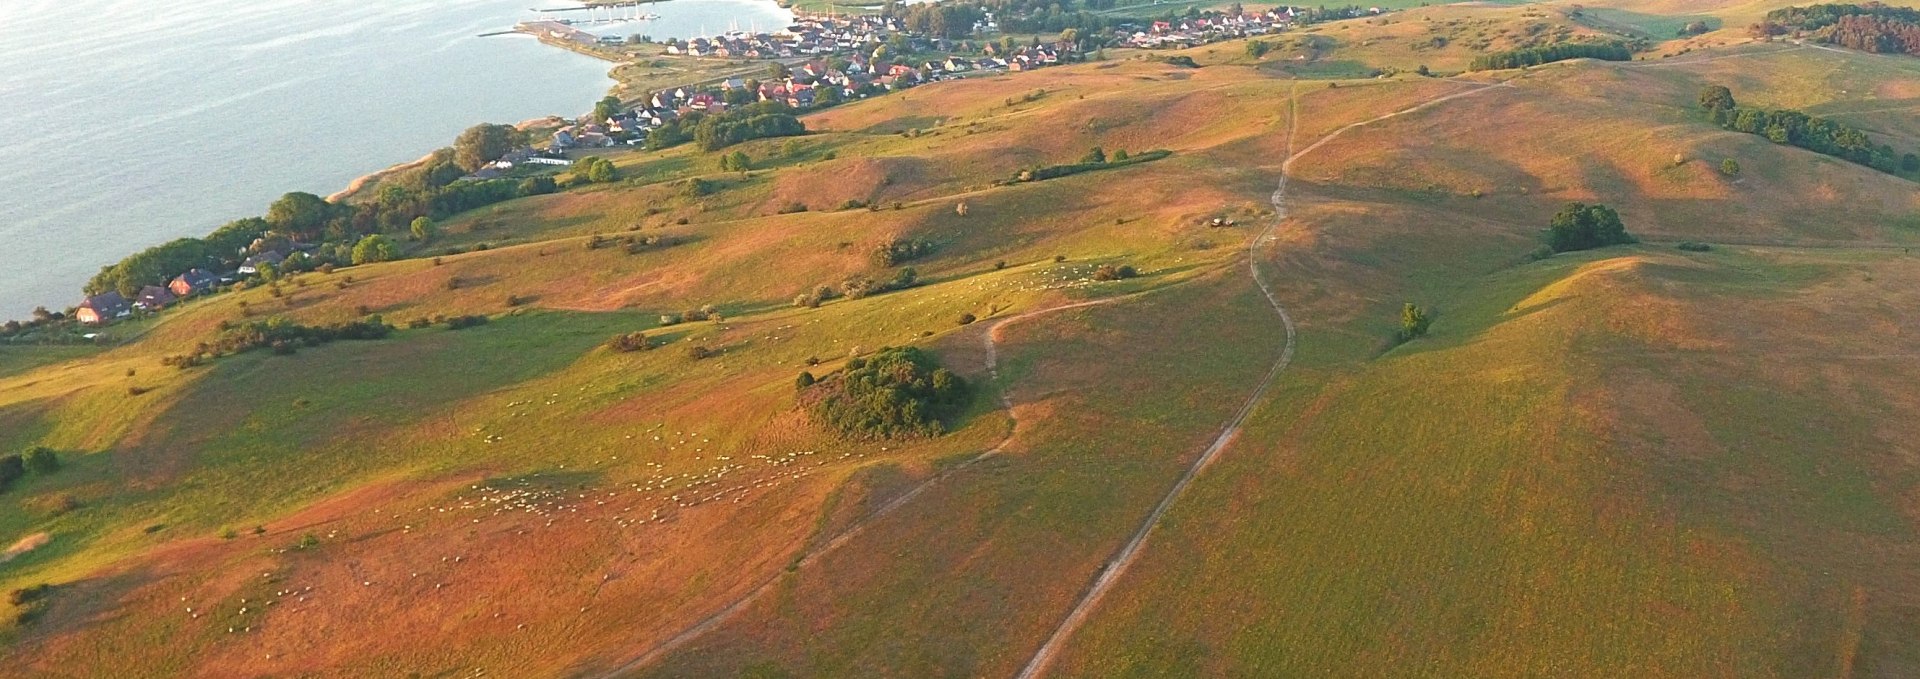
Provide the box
[1013,77,1522,678]
[593,294,1137,677]
[606,75,1519,679]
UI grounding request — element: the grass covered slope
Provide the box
[4,5,1920,675]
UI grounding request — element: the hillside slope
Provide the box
[4,6,1920,677]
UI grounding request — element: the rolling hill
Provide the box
[3,1,1920,676]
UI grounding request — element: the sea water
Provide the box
[0,0,791,318]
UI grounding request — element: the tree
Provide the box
[1545,202,1634,253]
[410,216,436,242]
[453,123,518,173]
[1112,149,1130,161]
[575,156,617,183]
[1698,85,1737,113]
[1398,303,1431,342]
[593,95,623,122]
[351,234,398,265]
[719,151,752,172]
[768,62,792,80]
[1246,40,1271,58]
[1904,153,1920,173]
[265,192,334,240]
[1720,159,1742,176]
[21,447,57,475]
[1081,147,1107,164]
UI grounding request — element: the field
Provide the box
[4,1,1920,676]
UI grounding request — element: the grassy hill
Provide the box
[4,2,1920,676]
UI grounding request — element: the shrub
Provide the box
[777,202,809,214]
[1092,264,1139,281]
[444,315,489,330]
[606,332,654,352]
[794,285,838,308]
[1720,159,1742,176]
[870,238,936,267]
[1397,303,1432,342]
[956,313,977,326]
[796,346,968,439]
[1677,241,1714,252]
[795,371,816,388]
[686,345,714,360]
[21,447,58,475]
[1054,254,1067,263]
[505,294,531,307]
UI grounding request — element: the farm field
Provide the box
[4,1,1920,676]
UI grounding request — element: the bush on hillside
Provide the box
[1092,264,1139,281]
[870,238,937,267]
[607,332,654,352]
[1677,241,1714,252]
[797,346,969,440]
[1397,303,1432,343]
[1544,203,1635,253]
[22,447,59,475]
[444,315,489,330]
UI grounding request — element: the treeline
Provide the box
[163,316,395,367]
[1468,41,1633,70]
[1012,148,1172,183]
[643,102,807,152]
[88,125,556,298]
[1755,3,1920,54]
[1762,3,1920,30]
[1699,85,1915,173]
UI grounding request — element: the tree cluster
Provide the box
[1700,86,1908,173]
[1545,203,1634,253]
[1467,41,1633,71]
[870,238,937,267]
[796,346,969,439]
[574,157,619,184]
[0,447,58,494]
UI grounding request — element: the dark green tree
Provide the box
[265,192,334,240]
[453,123,519,173]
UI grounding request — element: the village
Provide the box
[53,4,1368,329]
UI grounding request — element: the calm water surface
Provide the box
[0,0,791,319]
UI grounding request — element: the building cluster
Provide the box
[663,14,906,59]
[74,245,317,325]
[1117,8,1303,48]
[550,40,1069,150]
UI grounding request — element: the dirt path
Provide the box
[1014,74,1532,678]
[590,293,1141,677]
[1008,81,1303,679]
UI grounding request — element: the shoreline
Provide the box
[327,151,439,203]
